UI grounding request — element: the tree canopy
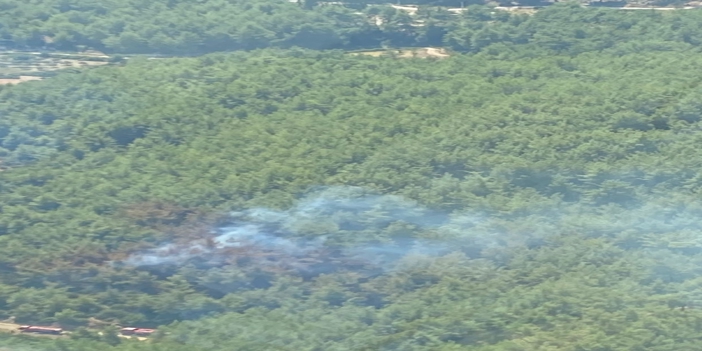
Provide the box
[1,0,701,54]
[2,3,702,351]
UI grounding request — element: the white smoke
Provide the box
[120,183,702,275]
[120,186,483,271]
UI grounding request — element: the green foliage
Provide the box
[2,1,702,56]
[0,0,380,54]
[3,4,702,351]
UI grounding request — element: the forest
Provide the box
[1,0,701,54]
[3,1,702,351]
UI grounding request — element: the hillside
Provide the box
[3,3,702,351]
[2,0,702,55]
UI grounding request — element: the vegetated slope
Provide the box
[444,4,702,55]
[3,0,702,55]
[3,8,702,351]
[4,4,702,165]
[0,0,374,54]
[3,48,702,350]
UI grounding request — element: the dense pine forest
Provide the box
[1,0,702,54]
[3,1,702,350]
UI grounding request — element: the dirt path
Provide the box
[0,75,43,85]
[385,3,701,14]
[350,47,451,58]
[0,323,19,333]
[425,47,450,58]
[0,322,147,341]
[391,4,419,14]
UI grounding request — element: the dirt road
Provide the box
[0,323,20,333]
[0,322,147,341]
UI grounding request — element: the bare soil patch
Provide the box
[391,4,419,14]
[494,6,539,14]
[0,321,148,341]
[0,75,42,85]
[61,59,109,67]
[0,52,110,85]
[350,47,451,59]
[0,322,19,332]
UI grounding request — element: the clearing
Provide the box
[0,51,110,85]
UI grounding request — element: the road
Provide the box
[316,0,702,12]
[371,2,702,13]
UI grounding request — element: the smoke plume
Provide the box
[118,183,702,279]
[120,186,491,274]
